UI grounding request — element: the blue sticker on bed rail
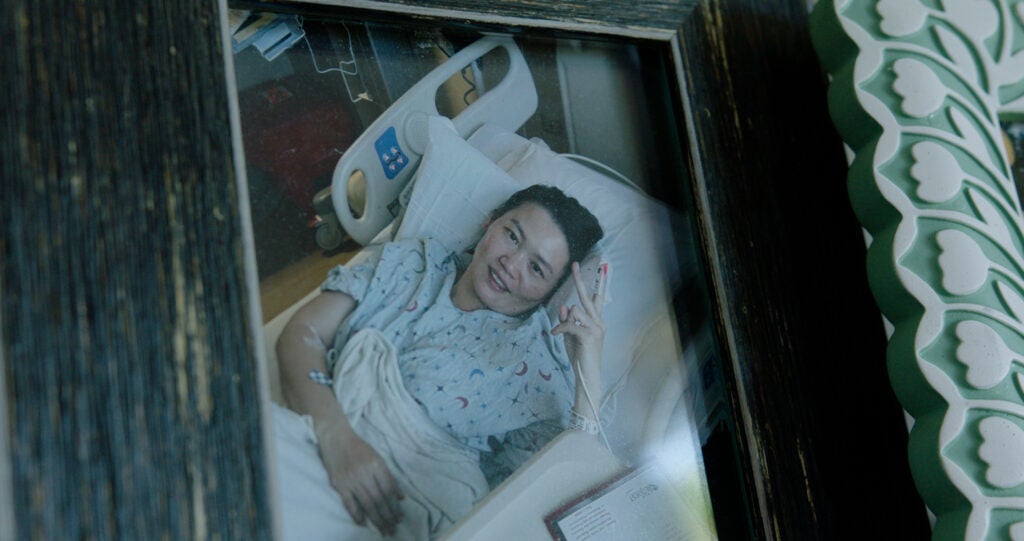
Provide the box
[375,127,408,180]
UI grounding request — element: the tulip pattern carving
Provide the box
[811,0,1024,539]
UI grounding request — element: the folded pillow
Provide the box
[396,117,520,253]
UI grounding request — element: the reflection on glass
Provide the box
[230,5,739,539]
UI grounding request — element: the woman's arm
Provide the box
[276,291,405,536]
[277,291,354,417]
[551,262,608,427]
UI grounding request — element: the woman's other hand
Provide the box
[315,415,405,536]
[552,261,607,413]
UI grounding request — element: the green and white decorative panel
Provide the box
[810,0,1024,539]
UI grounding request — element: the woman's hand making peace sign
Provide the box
[551,261,608,422]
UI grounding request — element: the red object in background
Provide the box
[260,84,294,105]
[239,81,357,218]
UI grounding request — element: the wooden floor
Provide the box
[258,249,357,323]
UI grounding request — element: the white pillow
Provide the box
[396,118,605,320]
[396,116,682,398]
[396,117,520,252]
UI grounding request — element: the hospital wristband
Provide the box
[568,410,600,435]
[308,369,333,387]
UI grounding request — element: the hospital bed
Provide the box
[261,35,716,540]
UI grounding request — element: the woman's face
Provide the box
[452,203,569,316]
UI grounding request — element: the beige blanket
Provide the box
[272,329,489,540]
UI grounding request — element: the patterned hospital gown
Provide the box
[322,238,576,486]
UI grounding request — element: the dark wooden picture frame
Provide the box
[1,0,933,539]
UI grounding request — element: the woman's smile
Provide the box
[487,267,509,293]
[452,203,569,316]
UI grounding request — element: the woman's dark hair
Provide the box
[490,185,603,272]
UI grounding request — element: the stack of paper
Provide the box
[230,10,305,62]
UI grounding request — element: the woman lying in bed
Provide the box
[272,184,606,540]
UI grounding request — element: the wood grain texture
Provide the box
[679,1,932,538]
[1,0,272,539]
[0,0,931,539]
[289,0,695,37]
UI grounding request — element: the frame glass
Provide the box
[226,2,743,539]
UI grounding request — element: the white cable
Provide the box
[559,153,644,192]
[575,359,613,453]
[295,17,372,103]
[299,17,358,76]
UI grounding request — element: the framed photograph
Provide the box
[811,0,1024,537]
[1,0,934,539]
[228,3,729,539]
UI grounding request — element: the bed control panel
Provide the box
[374,127,409,180]
[331,36,538,245]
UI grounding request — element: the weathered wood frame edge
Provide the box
[0,310,12,541]
[218,0,284,538]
